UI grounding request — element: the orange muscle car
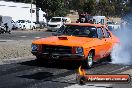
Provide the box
[31,23,119,68]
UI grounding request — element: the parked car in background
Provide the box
[107,25,113,31]
[15,20,36,30]
[76,14,106,25]
[31,23,119,68]
[107,24,120,31]
[106,21,115,25]
[11,20,17,30]
[47,17,71,31]
[106,21,120,31]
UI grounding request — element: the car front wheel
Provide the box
[36,56,48,65]
[84,52,94,68]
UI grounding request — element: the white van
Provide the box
[92,16,106,25]
[0,15,12,30]
[47,17,71,31]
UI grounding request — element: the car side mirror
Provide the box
[103,35,105,38]
[98,36,105,40]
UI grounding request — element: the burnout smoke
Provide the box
[111,13,132,65]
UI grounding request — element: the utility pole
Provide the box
[36,6,39,24]
[31,0,33,30]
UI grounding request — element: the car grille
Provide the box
[42,45,72,54]
[49,25,57,27]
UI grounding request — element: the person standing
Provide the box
[4,23,11,34]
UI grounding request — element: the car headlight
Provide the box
[31,44,38,51]
[75,47,83,54]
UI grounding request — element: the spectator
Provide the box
[4,23,11,34]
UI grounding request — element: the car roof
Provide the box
[65,23,105,28]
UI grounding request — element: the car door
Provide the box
[94,27,107,60]
[102,28,113,56]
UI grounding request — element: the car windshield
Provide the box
[107,22,114,24]
[26,20,31,23]
[51,18,61,22]
[57,25,97,38]
[17,20,25,23]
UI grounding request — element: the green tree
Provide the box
[82,0,96,15]
[7,0,36,3]
[8,0,132,17]
[38,0,67,17]
[69,0,86,12]
[107,5,115,16]
[98,0,109,15]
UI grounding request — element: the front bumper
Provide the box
[31,51,85,60]
[47,26,60,31]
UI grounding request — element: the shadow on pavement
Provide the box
[19,72,54,80]
[18,60,77,81]
[19,59,112,70]
[18,69,74,81]
[17,60,132,81]
[19,59,81,70]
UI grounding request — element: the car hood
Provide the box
[32,36,95,47]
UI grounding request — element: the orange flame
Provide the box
[78,66,86,76]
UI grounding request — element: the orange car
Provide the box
[31,23,119,68]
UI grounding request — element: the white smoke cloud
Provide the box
[111,13,132,65]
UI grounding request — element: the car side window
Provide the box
[97,28,104,39]
[85,27,97,38]
[103,28,111,38]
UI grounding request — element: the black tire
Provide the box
[106,54,112,62]
[23,25,26,30]
[83,52,94,68]
[8,30,11,34]
[32,26,35,30]
[36,56,48,64]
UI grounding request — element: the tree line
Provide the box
[7,0,132,17]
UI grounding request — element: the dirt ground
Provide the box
[0,40,32,60]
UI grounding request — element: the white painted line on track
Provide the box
[0,40,14,42]
[65,84,111,88]
[34,37,41,39]
[104,66,129,74]
[0,56,35,65]
[20,36,27,38]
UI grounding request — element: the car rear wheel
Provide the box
[84,52,94,68]
[106,54,112,62]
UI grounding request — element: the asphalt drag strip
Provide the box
[0,59,132,88]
